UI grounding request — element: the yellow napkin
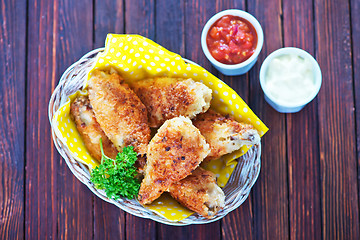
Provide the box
[52,90,99,170]
[53,34,268,222]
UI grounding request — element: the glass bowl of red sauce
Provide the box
[201,9,264,76]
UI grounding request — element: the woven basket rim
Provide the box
[48,48,262,226]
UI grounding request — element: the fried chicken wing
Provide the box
[130,77,212,128]
[70,96,118,161]
[193,109,260,160]
[138,116,210,204]
[169,167,225,218]
[88,70,151,155]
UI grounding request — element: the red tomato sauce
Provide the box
[206,15,257,65]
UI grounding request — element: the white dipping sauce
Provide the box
[265,54,315,104]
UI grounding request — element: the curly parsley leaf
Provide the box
[90,139,141,200]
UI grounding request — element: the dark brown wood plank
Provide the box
[26,0,94,239]
[221,199,253,240]
[94,0,124,48]
[155,0,185,56]
[94,199,125,240]
[315,0,359,238]
[124,0,157,238]
[350,0,360,235]
[26,1,58,238]
[125,0,155,40]
[212,1,254,240]
[0,0,26,239]
[56,0,95,238]
[158,222,221,240]
[184,0,217,73]
[155,0,220,238]
[126,216,157,240]
[181,0,223,238]
[247,0,289,239]
[282,1,322,239]
[93,0,126,238]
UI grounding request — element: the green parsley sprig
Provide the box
[90,139,141,200]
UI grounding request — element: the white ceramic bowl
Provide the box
[201,9,264,76]
[259,47,322,113]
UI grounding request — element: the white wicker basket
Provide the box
[48,48,261,226]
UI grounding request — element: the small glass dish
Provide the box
[201,9,264,76]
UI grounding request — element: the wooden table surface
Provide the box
[1,0,360,239]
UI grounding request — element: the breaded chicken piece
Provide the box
[138,116,210,204]
[193,109,260,160]
[130,77,212,128]
[88,70,151,155]
[70,96,118,161]
[169,167,225,218]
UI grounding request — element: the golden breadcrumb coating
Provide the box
[138,116,210,205]
[88,70,151,155]
[193,109,260,160]
[130,77,212,128]
[169,167,225,218]
[70,96,118,161]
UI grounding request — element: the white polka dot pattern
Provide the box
[52,91,98,170]
[145,193,193,221]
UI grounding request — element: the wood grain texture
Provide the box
[126,216,156,240]
[0,0,357,238]
[26,0,94,239]
[315,0,359,238]
[56,0,95,238]
[153,1,217,237]
[155,0,185,56]
[0,0,26,239]
[283,1,322,239]
[124,0,157,238]
[156,1,219,238]
[125,0,155,41]
[221,199,253,240]
[158,223,221,240]
[26,1,59,238]
[93,0,126,238]
[94,0,124,48]
[247,0,289,239]
[184,0,217,73]
[94,198,125,240]
[213,1,254,240]
[181,0,223,238]
[350,0,360,233]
